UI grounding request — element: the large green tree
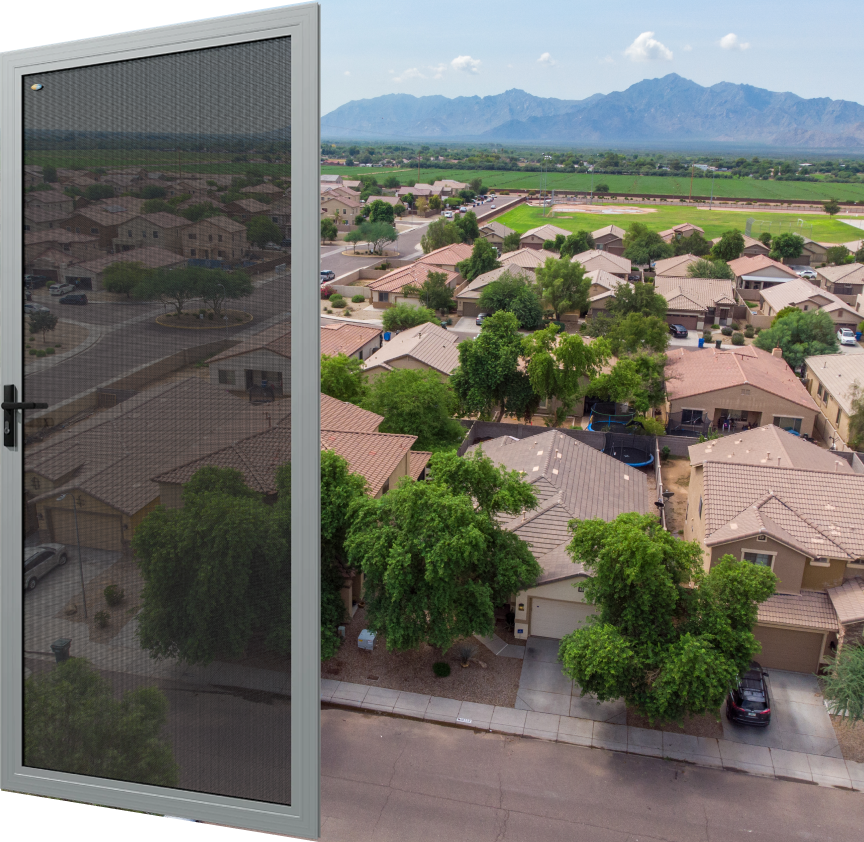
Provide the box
[711,230,745,262]
[754,308,839,369]
[586,353,667,414]
[686,258,735,280]
[673,232,712,257]
[478,272,544,330]
[381,303,437,332]
[362,368,465,452]
[559,231,595,259]
[134,268,200,315]
[101,261,151,298]
[28,309,58,344]
[502,231,521,253]
[846,380,864,451]
[623,223,673,265]
[403,269,456,313]
[321,217,338,243]
[606,281,667,320]
[456,238,500,282]
[194,268,253,319]
[345,450,542,652]
[368,199,396,225]
[535,257,591,320]
[321,353,368,405]
[558,513,776,722]
[823,198,841,217]
[769,232,805,262]
[358,220,398,255]
[420,218,461,253]
[454,210,481,243]
[607,313,670,356]
[246,215,282,248]
[25,658,178,786]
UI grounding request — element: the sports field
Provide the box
[496,204,864,244]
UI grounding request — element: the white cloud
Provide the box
[624,31,673,62]
[719,33,750,51]
[344,70,351,76]
[683,44,693,52]
[600,55,615,65]
[537,52,556,66]
[430,63,447,79]
[451,55,481,74]
[393,67,425,83]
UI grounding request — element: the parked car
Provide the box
[320,269,336,282]
[489,204,496,209]
[627,272,642,282]
[838,328,857,346]
[59,293,88,305]
[476,312,489,326]
[669,324,689,338]
[281,238,292,248]
[794,266,817,280]
[443,211,454,219]
[726,661,771,727]
[49,283,76,296]
[24,543,67,591]
[24,303,50,315]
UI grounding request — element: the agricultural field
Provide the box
[496,204,864,244]
[320,165,864,203]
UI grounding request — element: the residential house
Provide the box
[572,249,631,278]
[591,224,626,255]
[585,269,630,317]
[465,430,652,640]
[758,279,859,332]
[111,211,192,255]
[24,230,101,268]
[266,194,292,238]
[479,220,516,252]
[728,254,799,292]
[684,427,864,672]
[519,224,571,250]
[320,318,383,361]
[396,184,434,200]
[321,192,361,228]
[796,238,830,267]
[241,182,284,199]
[223,197,271,222]
[456,265,535,319]
[208,323,293,397]
[25,204,75,232]
[362,321,460,381]
[658,222,705,243]
[24,189,75,217]
[709,233,769,258]
[182,216,248,260]
[320,174,343,185]
[61,247,186,291]
[61,206,139,249]
[366,262,460,308]
[414,242,473,273]
[802,353,864,450]
[500,248,552,272]
[816,263,864,307]
[653,276,741,330]
[430,179,467,196]
[663,345,818,436]
[652,253,701,278]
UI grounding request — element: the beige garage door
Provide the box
[530,597,596,639]
[754,625,824,673]
[48,507,123,552]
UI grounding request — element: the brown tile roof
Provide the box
[95,196,148,213]
[665,346,817,410]
[320,321,382,358]
[803,354,864,416]
[572,249,631,274]
[24,190,70,205]
[759,279,858,321]
[363,321,460,375]
[241,183,283,195]
[228,198,270,214]
[321,192,361,209]
[74,247,186,274]
[827,577,864,625]
[32,249,80,267]
[25,230,97,246]
[408,451,432,480]
[480,221,515,238]
[320,429,416,496]
[25,205,72,224]
[320,393,382,433]
[415,242,474,267]
[654,276,737,310]
[72,206,139,226]
[366,262,458,294]
[727,254,798,279]
[652,254,701,276]
[190,215,247,234]
[591,224,626,239]
[499,248,551,270]
[757,591,838,631]
[701,461,864,560]
[521,224,571,241]
[816,263,864,284]
[689,425,854,473]
[208,323,292,363]
[658,223,705,241]
[133,211,193,230]
[466,430,652,582]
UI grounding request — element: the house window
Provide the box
[188,233,197,240]
[153,231,159,238]
[773,416,802,433]
[743,551,773,567]
[218,235,223,242]
[741,389,750,395]
[698,497,703,518]
[127,230,133,237]
[208,235,213,242]
[90,227,98,234]
[817,383,824,400]
[75,227,80,234]
[217,250,224,258]
[756,535,767,542]
[190,249,196,257]
[31,477,40,491]
[837,407,842,425]
[217,369,236,386]
[681,409,703,425]
[379,292,389,303]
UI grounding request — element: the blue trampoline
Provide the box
[603,431,654,468]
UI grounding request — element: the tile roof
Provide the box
[190,215,248,233]
[95,196,148,213]
[133,211,193,230]
[24,190,71,205]
[499,248,551,270]
[25,230,97,245]
[241,182,283,195]
[32,249,79,267]
[757,591,838,631]
[803,353,864,416]
[521,224,571,241]
[591,224,626,239]
[320,320,382,357]
[320,429,416,496]
[759,278,836,312]
[72,206,139,226]
[208,323,292,363]
[817,263,864,285]
[459,265,535,300]
[727,254,798,279]
[73,247,186,273]
[320,393,382,432]
[414,242,474,267]
[827,577,864,625]
[322,192,361,209]
[572,249,631,274]
[25,205,74,224]
[466,430,652,582]
[665,346,817,410]
[408,451,432,480]
[366,262,459,294]
[701,461,864,560]
[363,321,460,375]
[652,254,702,276]
[481,221,515,238]
[228,198,270,214]
[688,425,854,473]
[658,223,705,241]
[654,276,737,310]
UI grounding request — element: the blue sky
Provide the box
[3,1,863,115]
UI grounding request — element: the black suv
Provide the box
[726,661,771,726]
[668,323,689,338]
[59,293,88,305]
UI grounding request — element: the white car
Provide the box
[24,543,67,590]
[443,210,454,219]
[796,268,817,280]
[50,283,76,296]
[838,328,858,346]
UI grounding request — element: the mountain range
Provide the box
[321,74,864,150]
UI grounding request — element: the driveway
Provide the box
[515,636,626,723]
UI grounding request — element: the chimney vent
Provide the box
[771,347,783,359]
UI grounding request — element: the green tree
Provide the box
[454,210,481,244]
[502,231,521,253]
[344,228,365,253]
[368,199,396,225]
[559,231,595,259]
[428,194,442,211]
[606,281,667,320]
[321,217,338,243]
[321,353,368,405]
[769,232,805,262]
[855,244,864,263]
[394,202,406,217]
[535,257,591,320]
[771,305,802,326]
[826,244,852,265]
[28,309,58,344]
[179,202,221,222]
[195,268,253,320]
[346,450,542,652]
[25,658,178,786]
[141,198,175,215]
[101,260,151,299]
[478,271,544,330]
[383,175,401,189]
[822,643,864,724]
[758,232,772,247]
[362,368,465,452]
[823,198,841,217]
[623,223,673,265]
[469,177,483,193]
[358,220,399,255]
[402,192,415,208]
[754,308,839,369]
[674,232,712,257]
[606,313,670,356]
[558,513,776,722]
[42,164,57,183]
[711,230,745,262]
[403,269,456,313]
[140,184,167,200]
[420,217,461,253]
[133,267,200,315]
[246,215,282,248]
[587,353,667,414]
[686,258,735,280]
[456,238,500,282]
[522,325,611,426]
[381,303,437,332]
[594,182,610,193]
[83,183,114,201]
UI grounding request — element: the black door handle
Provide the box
[4,385,48,448]
[1,402,48,410]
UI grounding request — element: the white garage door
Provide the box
[530,597,596,639]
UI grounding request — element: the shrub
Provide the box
[94,610,110,629]
[432,661,451,677]
[29,349,37,356]
[46,347,55,355]
[730,321,740,330]
[661,445,671,460]
[351,294,366,303]
[638,416,666,436]
[342,308,352,316]
[731,332,745,346]
[329,293,345,308]
[702,330,712,340]
[721,326,733,336]
[744,325,755,338]
[36,350,46,358]
[103,584,125,607]
[456,644,478,666]
[755,327,762,335]
[712,324,720,329]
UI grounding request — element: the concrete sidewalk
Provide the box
[321,679,864,791]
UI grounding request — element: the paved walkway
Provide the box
[474,632,524,659]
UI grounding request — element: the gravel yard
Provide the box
[831,715,864,763]
[321,607,523,707]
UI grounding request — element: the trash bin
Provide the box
[715,339,722,349]
[440,320,448,329]
[383,331,391,341]
[698,337,705,348]
[50,638,71,663]
[358,629,376,651]
[857,331,862,341]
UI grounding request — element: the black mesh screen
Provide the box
[22,38,293,805]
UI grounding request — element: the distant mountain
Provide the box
[322,75,864,149]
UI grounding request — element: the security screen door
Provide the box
[1,6,320,837]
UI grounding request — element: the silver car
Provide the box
[24,543,68,590]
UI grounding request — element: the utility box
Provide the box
[358,629,376,651]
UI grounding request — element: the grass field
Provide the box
[320,165,864,203]
[496,204,864,244]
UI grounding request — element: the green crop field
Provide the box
[320,165,864,203]
[496,204,864,245]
